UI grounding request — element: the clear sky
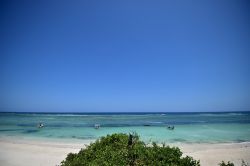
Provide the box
[0,0,249,112]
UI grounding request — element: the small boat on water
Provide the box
[167,125,174,130]
[37,122,44,128]
[94,124,100,129]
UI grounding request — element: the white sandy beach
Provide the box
[0,136,249,166]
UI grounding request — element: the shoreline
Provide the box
[0,136,250,166]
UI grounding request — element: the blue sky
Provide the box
[1,0,249,112]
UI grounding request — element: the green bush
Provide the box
[219,160,250,166]
[219,161,234,166]
[61,133,200,166]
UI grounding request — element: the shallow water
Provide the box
[0,112,250,143]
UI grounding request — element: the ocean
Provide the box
[0,112,250,143]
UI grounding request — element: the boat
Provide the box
[167,125,174,130]
[94,124,100,129]
[37,122,44,128]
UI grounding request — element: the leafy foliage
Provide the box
[241,160,250,166]
[61,133,200,166]
[219,160,250,166]
[219,161,235,166]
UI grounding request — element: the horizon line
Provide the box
[0,110,249,114]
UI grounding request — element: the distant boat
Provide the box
[94,124,100,129]
[167,125,174,130]
[37,122,44,128]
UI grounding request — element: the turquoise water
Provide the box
[0,112,250,143]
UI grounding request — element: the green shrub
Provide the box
[219,161,234,166]
[241,160,250,166]
[219,160,250,166]
[61,133,200,166]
